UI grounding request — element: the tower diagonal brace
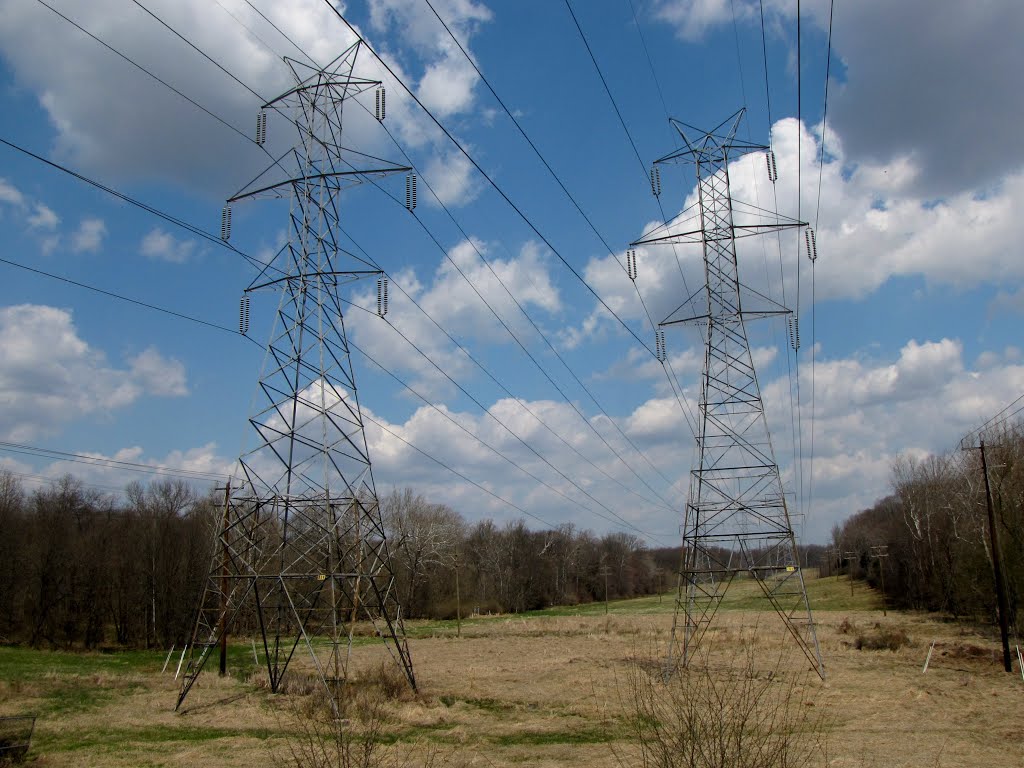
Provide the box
[176,42,415,713]
[640,110,824,680]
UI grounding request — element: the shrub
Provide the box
[853,627,911,651]
[618,644,828,768]
[275,682,451,768]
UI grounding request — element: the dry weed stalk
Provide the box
[620,640,828,768]
[275,662,449,768]
[279,686,389,768]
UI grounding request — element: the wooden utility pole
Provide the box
[826,547,838,579]
[600,558,610,615]
[453,547,462,638]
[978,440,1013,673]
[844,551,857,598]
[870,545,889,617]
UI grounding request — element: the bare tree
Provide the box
[381,488,463,616]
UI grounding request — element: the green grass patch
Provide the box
[0,646,162,682]
[436,694,527,715]
[37,680,125,716]
[523,592,675,618]
[462,696,515,713]
[803,575,881,611]
[491,727,619,746]
[34,724,278,754]
[517,573,881,619]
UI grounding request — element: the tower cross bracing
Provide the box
[176,41,415,711]
[633,110,824,678]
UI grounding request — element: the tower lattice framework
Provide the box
[176,42,416,711]
[633,110,824,678]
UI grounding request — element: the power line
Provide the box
[344,174,681,513]
[625,0,673,142]
[0,136,269,274]
[561,0,700,438]
[36,0,308,247]
[342,232,677,516]
[80,0,682,530]
[813,0,836,232]
[758,0,775,132]
[32,0,252,145]
[794,0,807,521]
[966,393,1024,442]
[409,0,688,494]
[728,0,751,111]
[323,1,655,359]
[0,468,131,496]
[16,4,682,537]
[128,0,263,101]
[0,254,240,336]
[350,333,664,543]
[329,83,682,512]
[360,411,557,532]
[210,0,283,63]
[808,0,835,529]
[0,441,227,482]
[751,1,804,527]
[239,0,319,68]
[564,0,647,181]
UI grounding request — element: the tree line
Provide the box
[0,474,667,649]
[831,423,1023,633]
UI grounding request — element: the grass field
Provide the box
[1,575,1021,767]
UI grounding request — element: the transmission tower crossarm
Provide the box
[266,75,381,106]
[246,269,382,293]
[228,166,412,202]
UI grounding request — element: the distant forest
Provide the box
[831,423,1024,633]
[0,475,677,649]
[5,420,1020,653]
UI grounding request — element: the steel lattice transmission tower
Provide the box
[632,110,824,678]
[176,42,416,711]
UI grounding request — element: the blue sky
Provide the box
[1,0,1023,545]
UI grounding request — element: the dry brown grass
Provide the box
[1,602,1022,767]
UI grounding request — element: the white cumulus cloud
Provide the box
[27,203,58,230]
[129,347,188,397]
[71,217,106,253]
[140,228,195,263]
[0,304,188,441]
[348,237,561,400]
[0,178,25,207]
[422,147,479,207]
